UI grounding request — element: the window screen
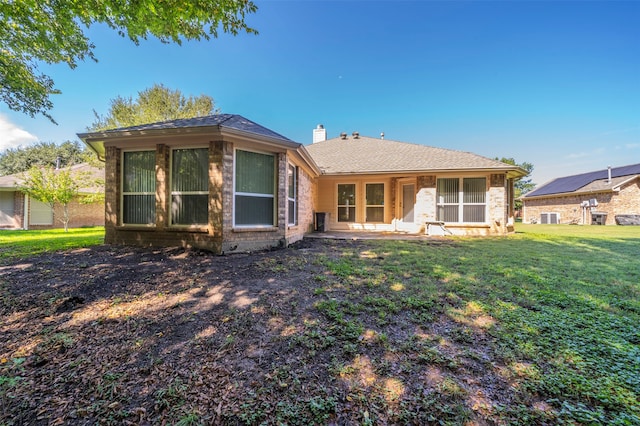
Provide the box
[366,183,384,222]
[235,150,276,226]
[122,151,156,225]
[171,148,208,225]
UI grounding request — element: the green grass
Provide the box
[310,224,640,424]
[0,227,104,261]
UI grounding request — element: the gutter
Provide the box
[522,187,619,201]
[317,166,528,177]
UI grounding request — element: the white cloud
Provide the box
[0,114,38,151]
[565,147,605,159]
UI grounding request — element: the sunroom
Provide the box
[79,114,319,253]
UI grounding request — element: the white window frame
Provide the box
[436,177,488,223]
[233,148,277,228]
[288,164,298,226]
[121,149,156,226]
[170,146,209,227]
[365,182,385,223]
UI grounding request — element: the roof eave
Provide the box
[218,127,300,150]
[78,125,300,160]
[318,166,526,176]
[509,166,529,179]
[523,188,618,200]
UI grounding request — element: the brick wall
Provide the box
[105,140,311,254]
[155,144,169,229]
[488,174,508,234]
[522,179,640,225]
[416,175,437,225]
[14,192,24,228]
[614,179,640,216]
[49,199,104,228]
[104,146,120,242]
[285,163,316,245]
[222,148,288,253]
[108,144,223,252]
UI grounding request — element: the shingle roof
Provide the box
[0,163,104,193]
[0,174,19,188]
[524,163,640,198]
[97,114,293,142]
[304,135,521,175]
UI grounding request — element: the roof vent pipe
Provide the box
[352,131,359,139]
[340,132,347,140]
[380,132,384,140]
[607,165,612,184]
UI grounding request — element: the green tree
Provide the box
[0,0,257,122]
[90,84,220,131]
[18,166,97,232]
[0,141,94,176]
[496,157,536,210]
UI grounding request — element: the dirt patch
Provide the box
[0,239,541,425]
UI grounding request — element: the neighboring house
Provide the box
[0,163,105,230]
[521,163,640,225]
[78,115,526,253]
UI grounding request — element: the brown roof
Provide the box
[304,135,523,175]
[0,174,19,189]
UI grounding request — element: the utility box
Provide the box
[591,212,607,225]
[315,212,330,232]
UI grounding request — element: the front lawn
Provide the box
[0,227,104,261]
[0,225,638,424]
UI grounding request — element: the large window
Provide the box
[235,150,276,226]
[337,184,356,222]
[437,177,486,223]
[463,178,486,222]
[122,151,156,225]
[171,148,209,225]
[366,183,384,222]
[288,165,297,226]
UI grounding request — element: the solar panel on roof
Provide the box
[526,163,640,197]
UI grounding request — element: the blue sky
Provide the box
[1,0,638,186]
